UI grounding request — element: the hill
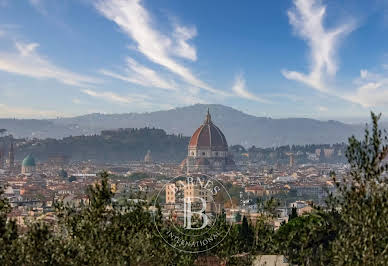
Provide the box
[0,104,364,147]
[11,128,189,163]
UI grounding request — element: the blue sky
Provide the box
[0,0,387,121]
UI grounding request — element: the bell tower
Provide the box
[9,140,14,169]
[0,149,4,169]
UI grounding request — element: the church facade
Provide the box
[181,109,235,173]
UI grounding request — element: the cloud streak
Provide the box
[101,57,177,90]
[282,0,354,92]
[94,0,228,96]
[232,73,269,103]
[0,41,100,87]
[81,89,150,104]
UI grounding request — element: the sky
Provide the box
[0,0,387,122]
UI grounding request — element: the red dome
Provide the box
[189,110,228,151]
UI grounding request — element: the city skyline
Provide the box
[0,0,387,121]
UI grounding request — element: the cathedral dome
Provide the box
[189,109,228,151]
[22,154,36,167]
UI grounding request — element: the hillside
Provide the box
[9,128,189,163]
[0,104,364,147]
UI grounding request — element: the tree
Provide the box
[288,206,298,221]
[330,112,388,265]
[239,216,254,252]
[272,112,388,265]
[235,212,242,222]
[275,210,340,265]
[0,186,18,265]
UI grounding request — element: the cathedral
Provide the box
[181,109,235,173]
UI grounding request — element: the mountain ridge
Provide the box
[0,104,364,147]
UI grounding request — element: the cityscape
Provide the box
[1,0,387,265]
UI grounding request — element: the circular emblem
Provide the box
[153,174,232,253]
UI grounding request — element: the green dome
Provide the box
[22,155,36,167]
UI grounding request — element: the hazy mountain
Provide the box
[0,104,365,147]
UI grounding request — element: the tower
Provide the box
[144,150,152,163]
[8,141,14,169]
[289,154,294,168]
[0,149,4,169]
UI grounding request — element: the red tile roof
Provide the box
[189,110,228,151]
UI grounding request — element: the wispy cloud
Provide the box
[344,69,388,107]
[172,25,197,61]
[0,41,100,87]
[28,0,46,15]
[81,89,149,104]
[232,73,269,103]
[101,57,177,91]
[81,88,179,110]
[282,0,354,92]
[72,98,82,104]
[94,0,227,96]
[317,106,328,112]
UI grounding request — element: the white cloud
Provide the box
[15,42,39,56]
[232,73,269,103]
[0,41,100,87]
[172,25,197,61]
[265,93,302,102]
[360,69,369,79]
[345,82,388,108]
[282,0,354,92]
[94,0,228,96]
[317,106,328,112]
[81,89,150,104]
[101,57,177,90]
[0,103,62,118]
[344,69,388,107]
[72,98,82,104]
[81,88,180,110]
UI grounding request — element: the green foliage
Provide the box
[288,206,298,221]
[275,210,340,265]
[0,113,387,265]
[253,215,276,254]
[235,212,242,222]
[0,172,250,265]
[17,127,189,163]
[246,143,347,164]
[0,186,18,265]
[239,216,254,252]
[273,112,388,265]
[330,112,388,265]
